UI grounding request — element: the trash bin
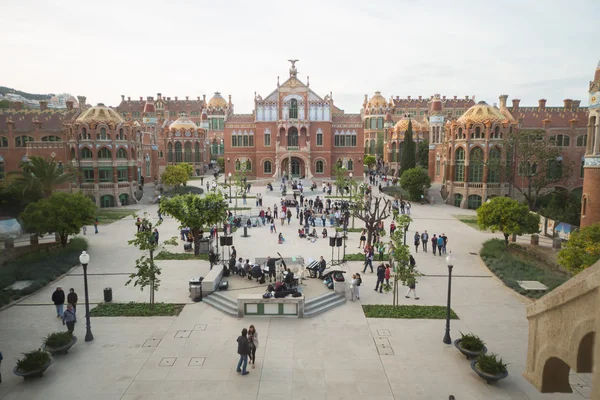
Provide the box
[103,287,112,302]
[243,226,249,237]
[189,277,204,302]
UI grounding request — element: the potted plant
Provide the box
[13,349,52,379]
[454,332,487,359]
[42,331,77,355]
[470,353,508,384]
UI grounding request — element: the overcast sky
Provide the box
[1,0,598,113]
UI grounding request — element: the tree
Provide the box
[9,156,78,198]
[333,164,349,197]
[537,188,581,226]
[400,167,431,201]
[350,191,392,247]
[417,139,429,168]
[159,192,228,255]
[216,157,225,169]
[178,162,193,178]
[477,197,540,247]
[126,213,177,307]
[20,192,96,247]
[505,129,572,210]
[387,214,420,305]
[558,223,600,275]
[364,155,376,171]
[161,165,189,189]
[399,119,416,177]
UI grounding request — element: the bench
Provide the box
[237,293,305,318]
[201,264,224,293]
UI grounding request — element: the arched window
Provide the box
[457,127,463,139]
[469,147,484,183]
[184,142,192,162]
[468,195,482,209]
[235,159,241,171]
[117,148,127,159]
[175,142,182,163]
[81,147,93,159]
[369,139,375,154]
[70,148,76,160]
[15,136,34,147]
[194,142,200,163]
[245,160,252,171]
[0,136,8,147]
[347,159,354,171]
[488,147,501,183]
[81,127,88,139]
[550,135,570,147]
[547,159,563,180]
[472,126,483,139]
[492,126,501,139]
[98,127,109,140]
[577,134,588,147]
[167,143,173,162]
[287,127,299,147]
[582,195,587,216]
[391,142,397,162]
[336,159,342,168]
[264,160,272,174]
[289,99,298,119]
[117,128,125,141]
[454,147,465,181]
[98,147,112,159]
[42,136,62,142]
[316,160,324,174]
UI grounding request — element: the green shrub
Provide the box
[44,332,73,348]
[477,353,507,375]
[335,228,364,233]
[16,349,51,372]
[362,305,458,319]
[96,209,138,224]
[459,332,485,352]
[154,251,208,261]
[90,302,183,317]
[344,253,390,261]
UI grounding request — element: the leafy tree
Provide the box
[216,157,225,169]
[386,214,420,305]
[400,167,431,201]
[9,156,78,198]
[477,197,539,247]
[399,120,416,177]
[364,155,376,171]
[558,223,600,275]
[178,162,194,178]
[159,193,228,255]
[126,213,177,307]
[504,129,572,210]
[537,188,581,226]
[333,164,349,197]
[20,192,96,247]
[161,165,189,190]
[417,139,429,168]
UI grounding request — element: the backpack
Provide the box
[437,237,444,246]
[263,292,272,299]
[357,277,362,286]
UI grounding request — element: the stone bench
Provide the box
[237,293,305,318]
[202,264,224,293]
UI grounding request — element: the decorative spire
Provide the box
[288,59,299,78]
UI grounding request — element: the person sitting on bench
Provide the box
[317,256,327,278]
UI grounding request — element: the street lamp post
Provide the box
[78,251,94,342]
[443,252,454,345]
[349,172,354,228]
[228,172,232,204]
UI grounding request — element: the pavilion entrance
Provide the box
[281,157,305,178]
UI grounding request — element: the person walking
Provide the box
[52,287,65,318]
[377,241,385,262]
[406,201,411,215]
[385,264,391,287]
[405,269,419,300]
[236,328,250,375]
[358,229,367,249]
[247,325,259,369]
[62,303,77,333]
[273,204,278,219]
[437,235,444,256]
[153,228,159,244]
[414,232,420,253]
[0,349,3,384]
[441,233,448,254]
[421,231,429,252]
[355,273,362,300]
[389,222,396,236]
[67,288,78,312]
[362,246,374,273]
[374,264,385,293]
[286,209,292,225]
[94,217,99,234]
[157,209,163,222]
[431,234,438,256]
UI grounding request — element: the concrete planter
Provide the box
[42,336,77,355]
[13,359,52,380]
[470,360,508,384]
[454,339,488,359]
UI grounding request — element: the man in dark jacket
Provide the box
[67,288,78,312]
[266,256,280,283]
[236,328,250,375]
[375,264,386,293]
[52,287,65,318]
[317,256,327,279]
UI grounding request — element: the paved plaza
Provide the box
[0,180,591,400]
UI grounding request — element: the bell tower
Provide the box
[428,94,444,181]
[581,61,600,227]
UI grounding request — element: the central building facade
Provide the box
[223,62,364,178]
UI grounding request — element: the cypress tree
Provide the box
[399,119,416,177]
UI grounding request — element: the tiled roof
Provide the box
[0,109,79,132]
[116,97,205,115]
[510,107,588,128]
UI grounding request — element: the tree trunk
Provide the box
[60,234,68,247]
[192,228,200,256]
[504,233,509,248]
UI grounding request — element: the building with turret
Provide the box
[581,61,600,227]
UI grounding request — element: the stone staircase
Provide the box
[202,290,346,318]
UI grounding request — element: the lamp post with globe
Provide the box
[78,251,94,342]
[443,252,455,344]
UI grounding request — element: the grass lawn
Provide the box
[344,253,390,261]
[96,209,139,224]
[0,238,88,307]
[163,186,204,197]
[227,207,252,211]
[90,302,184,316]
[380,186,408,198]
[362,305,459,319]
[453,215,481,230]
[335,228,364,233]
[480,239,569,298]
[154,250,209,261]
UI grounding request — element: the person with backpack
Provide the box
[236,328,250,375]
[421,231,429,252]
[437,235,444,256]
[414,232,421,253]
[374,264,386,293]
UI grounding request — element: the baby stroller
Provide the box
[321,270,346,290]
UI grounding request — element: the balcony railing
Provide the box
[487,183,501,189]
[453,182,465,188]
[118,182,131,188]
[99,183,114,190]
[286,146,299,151]
[80,183,94,189]
[467,182,484,189]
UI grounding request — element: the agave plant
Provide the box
[460,332,485,352]
[16,349,51,373]
[477,353,507,375]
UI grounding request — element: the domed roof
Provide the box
[169,112,197,131]
[76,103,124,125]
[457,101,507,125]
[367,91,387,109]
[394,116,422,132]
[208,92,228,108]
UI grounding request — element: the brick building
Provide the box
[581,61,600,227]
[222,61,364,179]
